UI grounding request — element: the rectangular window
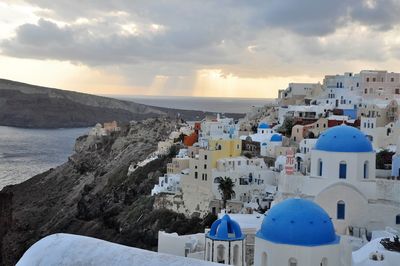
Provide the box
[364,163,368,179]
[194,172,198,179]
[204,155,207,160]
[339,163,347,179]
[337,203,345,220]
[318,160,323,176]
[396,215,400,224]
[204,164,207,169]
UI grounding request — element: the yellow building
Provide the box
[180,139,242,217]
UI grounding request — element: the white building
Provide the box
[277,125,400,237]
[198,115,238,148]
[274,155,286,172]
[158,231,205,260]
[211,157,278,210]
[314,70,400,108]
[278,105,328,124]
[88,123,107,137]
[360,117,400,150]
[151,173,181,196]
[315,72,362,110]
[295,138,318,174]
[240,122,283,157]
[278,82,323,105]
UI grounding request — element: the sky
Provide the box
[1,1,400,98]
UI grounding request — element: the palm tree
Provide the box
[217,177,235,210]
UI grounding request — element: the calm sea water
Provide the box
[0,126,89,190]
[110,95,276,114]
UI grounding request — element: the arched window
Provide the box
[233,244,239,265]
[289,257,297,266]
[217,244,225,263]
[318,159,323,176]
[337,200,345,220]
[364,161,369,179]
[339,161,347,179]
[262,252,268,266]
[396,214,400,225]
[321,257,328,266]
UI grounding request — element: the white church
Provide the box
[277,125,400,237]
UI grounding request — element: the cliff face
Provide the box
[0,118,214,266]
[0,79,245,128]
[0,79,166,128]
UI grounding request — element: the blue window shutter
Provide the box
[339,163,347,179]
[337,203,345,220]
[364,163,367,179]
[319,161,323,176]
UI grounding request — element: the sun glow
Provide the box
[192,69,317,98]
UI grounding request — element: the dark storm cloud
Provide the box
[258,0,400,36]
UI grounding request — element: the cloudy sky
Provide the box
[1,0,400,98]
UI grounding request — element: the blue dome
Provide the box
[262,142,267,146]
[256,198,339,246]
[315,125,373,152]
[258,123,270,129]
[207,215,244,241]
[270,134,283,142]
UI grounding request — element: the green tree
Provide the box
[278,117,294,137]
[376,149,394,169]
[217,177,235,209]
[168,145,179,158]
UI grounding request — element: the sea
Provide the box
[0,126,89,190]
[0,96,273,190]
[112,95,275,114]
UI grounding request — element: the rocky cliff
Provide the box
[0,79,244,128]
[0,79,166,128]
[0,118,214,266]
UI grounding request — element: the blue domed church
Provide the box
[277,124,400,240]
[205,215,245,265]
[254,198,340,266]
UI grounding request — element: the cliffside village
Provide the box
[76,70,400,266]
